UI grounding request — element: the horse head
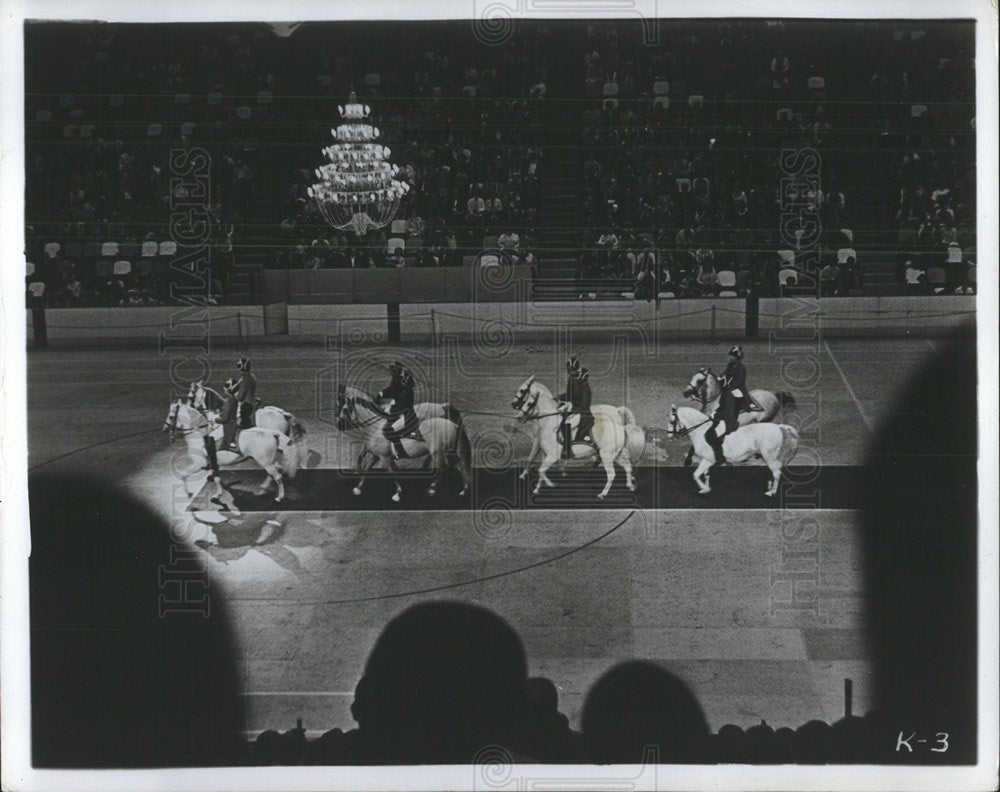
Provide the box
[683,368,720,404]
[334,385,352,432]
[511,375,535,410]
[665,403,681,439]
[511,375,542,420]
[335,384,375,431]
[163,399,180,436]
[681,370,705,399]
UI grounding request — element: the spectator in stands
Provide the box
[29,474,244,767]
[865,331,977,763]
[57,274,85,307]
[819,260,841,296]
[515,677,586,763]
[582,661,710,764]
[307,601,530,764]
[696,254,719,296]
[794,720,833,764]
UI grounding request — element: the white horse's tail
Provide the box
[283,412,307,443]
[777,391,797,410]
[779,425,800,464]
[626,425,647,462]
[265,428,302,478]
[618,406,637,426]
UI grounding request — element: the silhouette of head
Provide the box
[350,601,528,764]
[29,474,242,767]
[582,661,709,763]
[865,328,978,762]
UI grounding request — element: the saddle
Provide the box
[383,411,424,443]
[557,403,597,450]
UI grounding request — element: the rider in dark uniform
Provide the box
[219,377,240,452]
[557,356,595,459]
[377,361,420,459]
[235,354,258,429]
[706,346,748,466]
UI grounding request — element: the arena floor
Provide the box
[25,335,944,737]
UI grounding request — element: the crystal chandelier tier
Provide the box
[307,93,410,236]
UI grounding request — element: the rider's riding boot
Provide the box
[204,436,219,471]
[707,427,726,466]
[562,424,573,459]
[392,439,408,459]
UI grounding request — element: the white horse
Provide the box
[352,401,463,470]
[511,376,646,499]
[681,368,797,423]
[335,384,471,503]
[189,381,308,474]
[666,404,800,496]
[163,398,298,502]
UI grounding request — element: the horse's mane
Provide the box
[343,384,370,400]
[529,379,554,399]
[675,404,710,424]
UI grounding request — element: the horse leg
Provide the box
[533,454,557,494]
[597,454,616,499]
[262,462,285,503]
[765,458,783,497]
[520,434,540,480]
[456,452,471,499]
[427,451,444,497]
[618,448,636,491]
[694,459,713,494]
[385,455,403,503]
[353,452,379,496]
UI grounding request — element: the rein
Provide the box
[669,414,713,438]
[341,396,394,430]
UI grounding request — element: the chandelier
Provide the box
[307,93,410,236]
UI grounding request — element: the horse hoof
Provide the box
[458,488,468,498]
[698,488,711,495]
[597,493,607,500]
[427,488,436,497]
[391,492,401,503]
[274,497,283,504]
[627,483,636,492]
[765,490,775,498]
[518,472,528,481]
[532,486,541,496]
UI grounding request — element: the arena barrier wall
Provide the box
[263,264,534,305]
[27,295,975,347]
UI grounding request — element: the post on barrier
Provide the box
[710,304,716,344]
[387,303,401,343]
[745,289,760,338]
[32,307,48,349]
[236,312,244,347]
[429,309,437,350]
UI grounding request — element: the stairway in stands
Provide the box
[533,22,599,299]
[227,249,266,305]
[843,144,901,294]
